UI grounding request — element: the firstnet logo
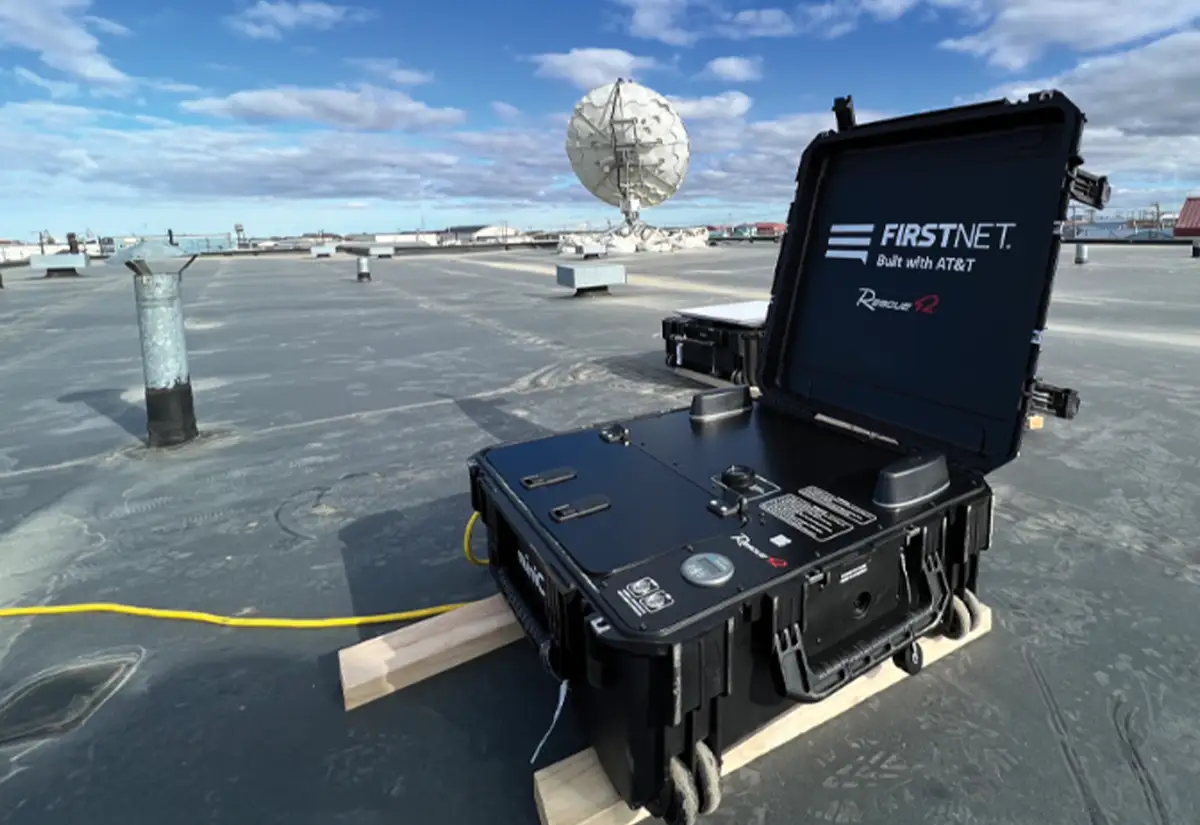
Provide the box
[825,224,875,263]
[825,222,1017,269]
[880,222,1016,250]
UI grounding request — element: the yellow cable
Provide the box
[0,510,491,629]
[0,601,471,628]
[463,510,489,566]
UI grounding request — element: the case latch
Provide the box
[520,467,578,490]
[549,494,611,523]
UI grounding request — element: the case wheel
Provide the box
[893,642,924,676]
[941,594,972,641]
[664,756,700,825]
[693,740,722,816]
[730,368,744,385]
[666,353,677,367]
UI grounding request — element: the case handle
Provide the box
[494,564,562,680]
[772,548,950,703]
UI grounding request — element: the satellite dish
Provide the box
[566,79,691,225]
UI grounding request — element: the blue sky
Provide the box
[0,0,1197,239]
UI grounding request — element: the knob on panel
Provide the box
[721,464,755,489]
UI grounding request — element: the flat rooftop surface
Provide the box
[0,244,1198,824]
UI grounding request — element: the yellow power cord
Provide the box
[0,511,490,629]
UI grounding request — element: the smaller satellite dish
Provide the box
[565,79,691,224]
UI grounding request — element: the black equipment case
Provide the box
[468,91,1108,824]
[662,305,766,386]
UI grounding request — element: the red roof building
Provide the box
[1174,197,1200,238]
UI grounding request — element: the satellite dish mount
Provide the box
[606,79,645,225]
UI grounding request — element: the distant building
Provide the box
[1174,197,1200,238]
[439,224,522,244]
[375,231,438,246]
[729,222,785,239]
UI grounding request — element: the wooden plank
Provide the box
[534,603,993,825]
[338,593,522,711]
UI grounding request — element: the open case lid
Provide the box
[758,91,1109,474]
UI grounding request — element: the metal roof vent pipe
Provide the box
[125,254,200,448]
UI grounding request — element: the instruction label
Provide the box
[617,577,675,617]
[796,486,877,527]
[760,494,853,543]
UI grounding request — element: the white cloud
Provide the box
[146,79,205,94]
[610,0,799,44]
[0,102,570,209]
[678,107,891,203]
[714,8,798,39]
[794,0,1200,72]
[702,56,763,82]
[984,31,1200,139]
[0,1,206,100]
[3,11,1199,232]
[345,58,435,85]
[680,28,1200,207]
[531,48,659,89]
[975,31,1200,196]
[0,0,130,87]
[669,91,753,120]
[611,0,698,46]
[492,101,521,120]
[938,0,1200,71]
[11,67,79,99]
[792,0,929,40]
[180,85,466,131]
[1,63,1195,234]
[82,14,131,36]
[225,1,373,40]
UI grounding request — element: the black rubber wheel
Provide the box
[942,595,972,641]
[893,642,923,676]
[664,756,700,825]
[730,369,744,385]
[693,741,722,815]
[666,353,676,367]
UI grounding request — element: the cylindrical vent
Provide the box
[131,267,198,447]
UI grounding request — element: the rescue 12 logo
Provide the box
[826,221,1016,272]
[856,287,938,315]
